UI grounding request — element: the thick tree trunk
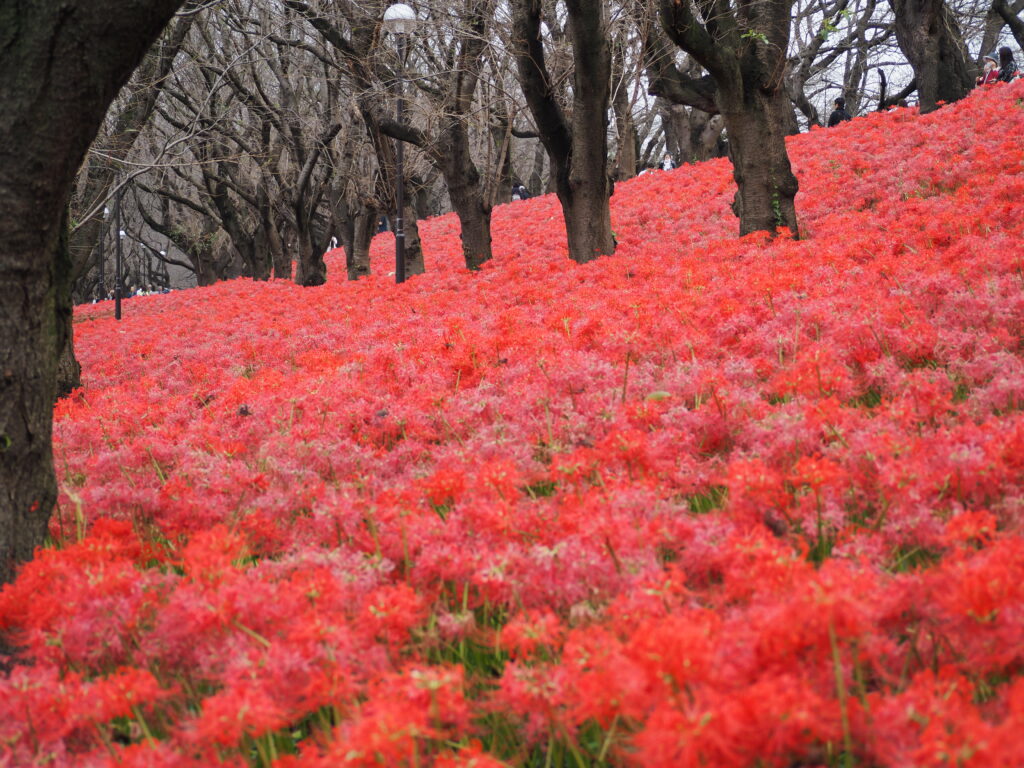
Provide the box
[0,0,186,590]
[561,183,617,262]
[271,233,292,280]
[55,209,82,400]
[0,199,59,589]
[720,89,800,237]
[660,0,799,238]
[891,0,973,113]
[402,200,425,277]
[348,206,376,280]
[514,0,615,265]
[447,181,493,270]
[440,137,493,269]
[294,215,326,287]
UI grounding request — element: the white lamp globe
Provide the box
[383,3,418,35]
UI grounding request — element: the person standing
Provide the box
[827,97,852,127]
[660,153,675,171]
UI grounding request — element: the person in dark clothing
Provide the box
[827,97,852,127]
[998,46,1019,83]
[511,184,530,201]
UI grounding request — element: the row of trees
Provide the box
[67,0,1023,302]
[1,0,1022,593]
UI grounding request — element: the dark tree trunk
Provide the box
[514,0,616,265]
[348,205,377,281]
[55,209,82,400]
[432,6,494,269]
[207,167,270,281]
[891,0,973,113]
[401,197,425,277]
[445,161,493,270]
[251,185,274,281]
[294,213,326,287]
[0,0,186,590]
[720,91,800,236]
[271,218,292,280]
[660,0,800,239]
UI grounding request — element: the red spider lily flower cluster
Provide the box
[3,81,1024,767]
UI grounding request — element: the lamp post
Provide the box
[99,205,110,299]
[115,189,124,321]
[382,3,418,284]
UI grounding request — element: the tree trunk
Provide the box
[513,0,615,265]
[0,0,185,590]
[720,90,800,237]
[272,242,292,280]
[439,128,493,269]
[402,199,425,277]
[294,212,326,287]
[891,0,974,113]
[659,0,800,238]
[447,175,493,270]
[55,208,82,400]
[348,205,376,280]
[488,100,515,206]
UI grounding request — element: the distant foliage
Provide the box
[3,82,1024,767]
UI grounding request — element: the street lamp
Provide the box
[99,206,110,298]
[382,3,418,284]
[115,189,124,321]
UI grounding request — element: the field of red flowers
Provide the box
[3,81,1024,767]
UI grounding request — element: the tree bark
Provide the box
[720,91,800,236]
[294,220,325,286]
[445,160,493,270]
[55,208,82,400]
[514,0,616,265]
[0,0,186,589]
[660,0,801,239]
[891,0,974,114]
[346,204,377,281]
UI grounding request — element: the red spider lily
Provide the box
[4,80,1024,766]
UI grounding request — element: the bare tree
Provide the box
[513,0,617,264]
[659,0,802,237]
[891,0,974,112]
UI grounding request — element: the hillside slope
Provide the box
[3,82,1024,767]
